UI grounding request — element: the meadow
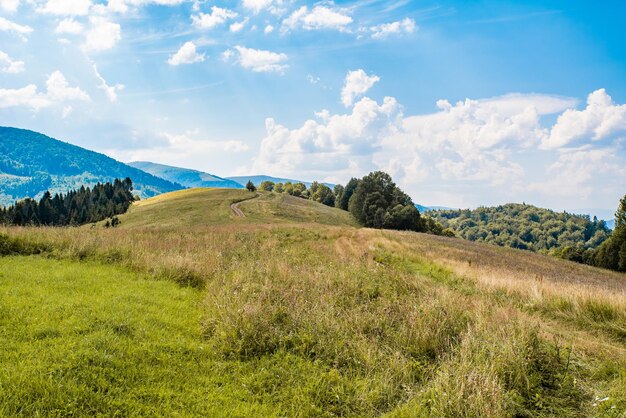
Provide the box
[1,188,625,417]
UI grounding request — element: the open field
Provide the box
[1,189,625,416]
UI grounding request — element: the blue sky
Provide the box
[1,0,625,216]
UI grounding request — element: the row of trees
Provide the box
[247,172,449,235]
[0,178,135,226]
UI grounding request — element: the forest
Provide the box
[0,178,135,227]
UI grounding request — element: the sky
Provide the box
[1,0,625,216]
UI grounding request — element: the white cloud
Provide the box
[167,41,205,65]
[92,63,124,102]
[0,70,89,111]
[242,0,271,13]
[82,17,121,52]
[0,51,24,73]
[55,18,84,34]
[544,89,626,149]
[46,70,91,102]
[224,45,288,74]
[341,69,380,107]
[282,5,352,33]
[250,76,624,208]
[230,18,249,32]
[264,24,274,34]
[37,0,92,16]
[370,17,416,39]
[253,96,401,177]
[192,6,237,30]
[0,0,20,12]
[0,16,33,37]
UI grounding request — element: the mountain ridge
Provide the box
[0,127,182,206]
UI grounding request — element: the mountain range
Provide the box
[128,161,242,189]
[0,127,181,206]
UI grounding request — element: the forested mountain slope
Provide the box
[0,127,182,206]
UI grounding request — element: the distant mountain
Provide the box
[226,175,333,188]
[415,204,455,213]
[0,127,182,206]
[128,161,243,189]
[606,219,615,230]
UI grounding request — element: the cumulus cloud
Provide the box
[0,51,24,73]
[167,41,205,65]
[0,16,33,37]
[282,5,352,33]
[82,17,121,52]
[37,0,92,16]
[253,96,401,177]
[264,24,274,34]
[370,17,416,39]
[250,76,626,208]
[223,45,288,73]
[341,69,380,107]
[0,70,89,111]
[55,18,84,34]
[0,0,20,12]
[543,89,626,149]
[192,6,237,30]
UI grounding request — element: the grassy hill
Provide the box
[128,161,243,189]
[118,188,357,228]
[0,127,182,206]
[1,189,625,416]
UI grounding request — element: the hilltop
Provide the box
[117,188,357,228]
[0,127,182,206]
[128,161,243,189]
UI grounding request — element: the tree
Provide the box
[246,180,257,192]
[348,171,422,231]
[259,181,275,192]
[333,184,344,206]
[594,194,626,272]
[337,178,359,210]
[274,183,284,193]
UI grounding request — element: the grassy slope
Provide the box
[118,188,357,228]
[1,189,625,416]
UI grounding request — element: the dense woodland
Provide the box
[0,178,135,227]
[429,204,611,252]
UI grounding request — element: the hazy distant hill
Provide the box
[415,204,454,213]
[0,127,182,206]
[606,219,615,230]
[226,175,332,188]
[129,161,243,189]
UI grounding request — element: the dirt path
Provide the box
[230,193,260,218]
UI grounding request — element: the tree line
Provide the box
[0,178,135,227]
[246,172,451,235]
